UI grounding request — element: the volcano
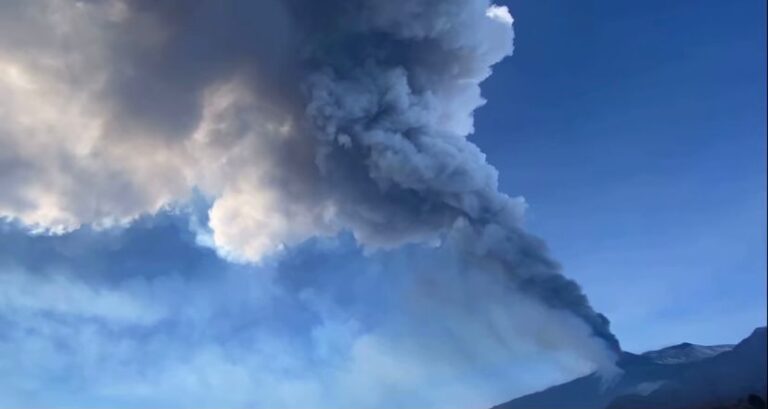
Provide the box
[494,327,767,409]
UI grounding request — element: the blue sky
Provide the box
[477,0,766,351]
[0,0,764,407]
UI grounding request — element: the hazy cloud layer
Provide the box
[0,217,604,408]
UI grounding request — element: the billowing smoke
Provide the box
[0,0,619,368]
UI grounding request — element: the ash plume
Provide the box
[0,0,620,362]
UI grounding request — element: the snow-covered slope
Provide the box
[641,343,734,365]
[493,327,766,409]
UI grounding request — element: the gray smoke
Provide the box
[0,0,620,357]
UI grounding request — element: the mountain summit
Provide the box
[494,327,767,409]
[641,342,735,365]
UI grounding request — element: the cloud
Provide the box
[487,5,514,25]
[0,269,164,325]
[0,220,605,408]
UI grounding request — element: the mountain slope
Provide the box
[492,352,692,409]
[494,327,766,409]
[608,327,767,409]
[641,343,734,365]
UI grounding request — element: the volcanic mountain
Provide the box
[494,327,767,409]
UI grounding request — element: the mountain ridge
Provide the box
[641,342,735,365]
[494,327,767,409]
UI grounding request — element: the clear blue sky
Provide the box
[477,0,767,351]
[0,0,764,407]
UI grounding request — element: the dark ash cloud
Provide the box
[0,0,620,364]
